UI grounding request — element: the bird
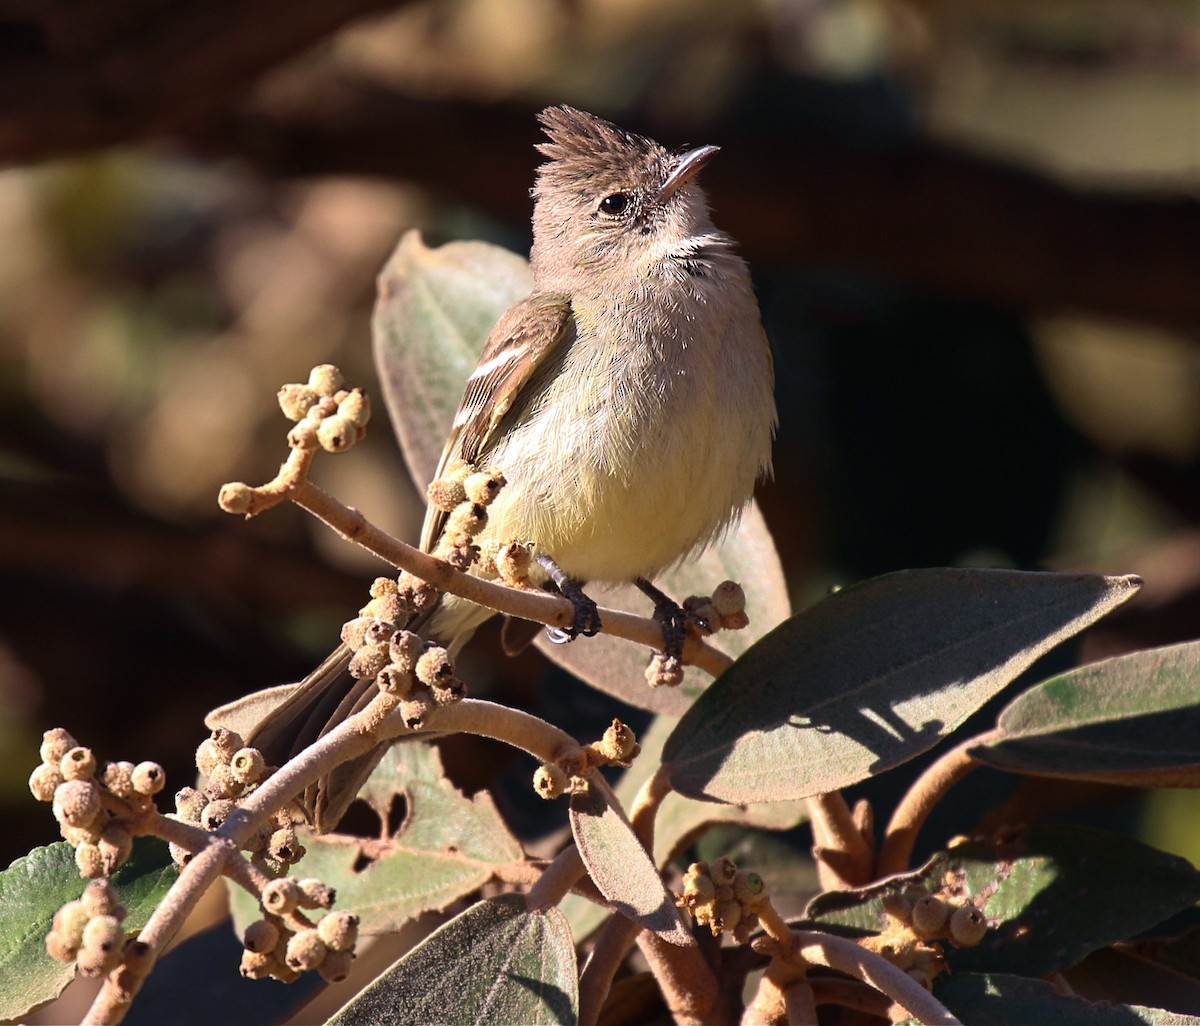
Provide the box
[246,105,777,830]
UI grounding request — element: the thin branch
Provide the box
[876,730,997,878]
[807,791,873,889]
[525,845,585,912]
[791,930,962,1026]
[636,930,728,1026]
[579,916,642,1026]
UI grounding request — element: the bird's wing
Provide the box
[419,291,574,553]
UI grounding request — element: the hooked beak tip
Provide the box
[658,144,720,202]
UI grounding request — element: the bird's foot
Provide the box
[635,577,698,663]
[537,553,602,642]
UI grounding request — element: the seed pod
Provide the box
[297,878,337,909]
[174,786,207,823]
[81,878,124,919]
[54,779,101,828]
[307,364,344,396]
[60,746,97,781]
[201,798,238,831]
[388,631,424,674]
[533,764,567,800]
[131,761,166,796]
[204,763,239,800]
[262,877,301,916]
[239,948,274,979]
[285,928,328,971]
[99,824,133,874]
[230,748,266,786]
[243,919,281,954]
[911,895,950,938]
[415,646,455,689]
[337,388,371,427]
[53,900,91,945]
[29,762,64,802]
[948,905,987,947]
[101,761,136,798]
[599,720,637,761]
[318,948,354,983]
[464,471,504,505]
[277,383,320,421]
[733,871,765,906]
[317,910,360,953]
[339,615,373,651]
[317,414,355,453]
[40,728,79,766]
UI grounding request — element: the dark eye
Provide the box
[599,192,630,216]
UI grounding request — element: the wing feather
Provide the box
[419,291,573,552]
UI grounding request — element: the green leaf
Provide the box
[327,894,577,1026]
[973,640,1200,786]
[0,838,178,1023]
[662,569,1140,803]
[922,972,1200,1025]
[266,742,523,936]
[569,778,693,946]
[370,232,790,713]
[808,826,1200,977]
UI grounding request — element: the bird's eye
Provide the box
[599,192,631,216]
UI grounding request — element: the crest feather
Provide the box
[534,106,667,186]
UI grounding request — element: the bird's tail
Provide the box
[245,594,494,832]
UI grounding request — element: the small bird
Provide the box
[248,106,777,829]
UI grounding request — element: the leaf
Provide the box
[373,230,533,489]
[569,778,693,946]
[973,640,1200,786]
[534,500,791,714]
[1064,946,1200,1015]
[0,838,178,1023]
[266,742,523,936]
[808,826,1200,978]
[370,232,791,712]
[920,972,1200,1025]
[561,716,807,943]
[327,893,577,1026]
[662,568,1141,804]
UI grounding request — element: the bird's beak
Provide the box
[657,144,720,202]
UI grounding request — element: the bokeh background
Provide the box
[2,0,1198,1017]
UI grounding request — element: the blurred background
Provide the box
[2,0,1198,1008]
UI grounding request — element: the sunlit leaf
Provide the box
[569,778,693,947]
[286,743,521,936]
[0,838,177,1023]
[973,640,1200,786]
[327,894,577,1025]
[663,569,1140,803]
[808,826,1200,978]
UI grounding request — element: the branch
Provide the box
[876,730,995,877]
[791,930,962,1026]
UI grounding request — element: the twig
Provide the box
[791,930,962,1026]
[579,915,642,1026]
[876,730,997,877]
[807,791,873,889]
[636,930,727,1026]
[230,463,734,678]
[525,845,585,912]
[628,763,673,853]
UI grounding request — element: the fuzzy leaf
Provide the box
[920,972,1200,1025]
[973,640,1200,786]
[232,743,522,937]
[370,232,789,713]
[663,569,1140,803]
[373,230,533,489]
[569,778,693,946]
[808,826,1200,978]
[0,838,177,1023]
[327,894,577,1025]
